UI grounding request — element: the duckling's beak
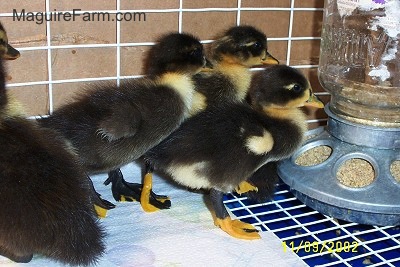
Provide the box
[304,89,324,108]
[200,57,214,72]
[260,51,279,65]
[204,57,213,69]
[3,43,20,60]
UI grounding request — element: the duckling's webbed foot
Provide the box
[140,171,171,212]
[104,169,171,211]
[104,169,141,202]
[87,176,115,218]
[210,189,260,240]
[0,246,33,263]
[235,180,258,195]
[93,192,116,218]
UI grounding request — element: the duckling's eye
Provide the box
[190,48,202,58]
[253,42,262,49]
[292,84,302,92]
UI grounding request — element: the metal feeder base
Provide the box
[278,105,400,226]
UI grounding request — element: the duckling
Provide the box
[39,32,207,213]
[190,25,279,114]
[107,25,279,209]
[0,28,105,264]
[144,65,324,239]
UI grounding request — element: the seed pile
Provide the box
[390,160,400,182]
[295,146,332,166]
[337,158,375,187]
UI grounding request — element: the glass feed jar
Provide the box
[318,0,400,127]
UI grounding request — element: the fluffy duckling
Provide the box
[106,26,279,209]
[39,33,207,212]
[144,65,324,239]
[190,25,279,114]
[0,26,105,264]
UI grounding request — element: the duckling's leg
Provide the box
[210,189,260,240]
[0,246,33,263]
[140,163,171,212]
[235,181,258,195]
[88,177,115,218]
[103,168,171,210]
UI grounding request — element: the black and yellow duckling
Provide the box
[144,65,324,240]
[0,24,105,265]
[106,25,279,210]
[190,25,279,114]
[39,33,207,212]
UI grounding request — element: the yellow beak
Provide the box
[260,51,279,65]
[2,43,20,60]
[304,89,324,108]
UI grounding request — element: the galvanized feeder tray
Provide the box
[278,104,400,226]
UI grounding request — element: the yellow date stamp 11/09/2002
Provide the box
[282,240,359,254]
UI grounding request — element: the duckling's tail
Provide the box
[40,208,106,266]
[1,180,107,265]
[34,171,106,265]
[0,124,106,265]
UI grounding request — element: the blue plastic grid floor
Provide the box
[223,182,400,267]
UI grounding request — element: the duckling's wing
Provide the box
[97,102,142,141]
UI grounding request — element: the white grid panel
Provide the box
[224,182,400,267]
[1,0,326,121]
